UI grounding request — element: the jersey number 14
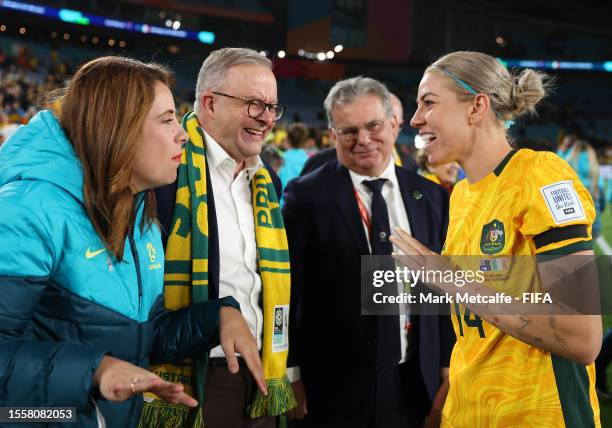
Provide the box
[453,303,486,338]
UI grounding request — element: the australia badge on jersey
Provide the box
[480,219,505,255]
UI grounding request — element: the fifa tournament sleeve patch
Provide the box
[272,304,289,353]
[540,180,586,224]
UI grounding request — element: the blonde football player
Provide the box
[392,51,601,427]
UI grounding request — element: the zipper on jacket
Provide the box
[129,234,143,316]
[129,232,145,368]
[130,194,147,368]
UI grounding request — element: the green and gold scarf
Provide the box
[139,112,296,427]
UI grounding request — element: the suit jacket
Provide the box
[155,159,282,298]
[283,160,454,420]
[301,146,418,176]
[300,147,337,176]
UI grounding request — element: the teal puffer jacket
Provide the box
[0,111,237,427]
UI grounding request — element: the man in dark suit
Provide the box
[155,47,286,428]
[300,92,418,176]
[283,77,453,428]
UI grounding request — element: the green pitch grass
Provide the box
[598,206,611,426]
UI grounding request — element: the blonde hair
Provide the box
[427,51,552,123]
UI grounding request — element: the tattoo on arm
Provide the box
[548,316,567,347]
[517,315,532,331]
[554,331,567,347]
[551,320,567,346]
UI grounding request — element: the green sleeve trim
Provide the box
[536,240,592,262]
[551,355,596,428]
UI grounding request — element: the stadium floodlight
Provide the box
[0,0,216,45]
[277,50,286,58]
[326,50,334,59]
[334,44,343,53]
[197,31,215,44]
[498,57,611,72]
[316,52,326,61]
[59,9,90,25]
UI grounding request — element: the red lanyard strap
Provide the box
[353,187,371,233]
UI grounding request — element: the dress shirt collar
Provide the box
[203,129,263,177]
[348,157,398,189]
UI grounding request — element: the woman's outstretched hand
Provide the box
[93,355,198,407]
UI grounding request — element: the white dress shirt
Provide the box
[204,130,264,358]
[349,158,412,365]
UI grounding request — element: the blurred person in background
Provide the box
[565,140,604,237]
[299,142,336,176]
[605,144,612,210]
[273,124,289,149]
[260,143,284,175]
[416,149,459,193]
[0,56,261,427]
[557,132,578,159]
[389,92,418,173]
[395,50,601,427]
[279,122,311,190]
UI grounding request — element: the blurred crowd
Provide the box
[0,44,69,144]
[1,42,611,215]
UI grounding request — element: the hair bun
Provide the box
[510,69,550,117]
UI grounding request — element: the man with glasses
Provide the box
[151,47,293,428]
[283,76,453,427]
[300,92,417,176]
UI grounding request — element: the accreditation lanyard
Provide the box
[353,187,371,234]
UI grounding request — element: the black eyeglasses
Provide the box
[334,120,386,142]
[212,91,285,121]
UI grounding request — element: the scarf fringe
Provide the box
[138,401,204,428]
[247,375,297,418]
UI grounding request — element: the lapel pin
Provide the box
[413,190,422,200]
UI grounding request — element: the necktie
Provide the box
[363,179,401,367]
[363,179,392,255]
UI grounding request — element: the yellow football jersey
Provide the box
[441,149,599,427]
